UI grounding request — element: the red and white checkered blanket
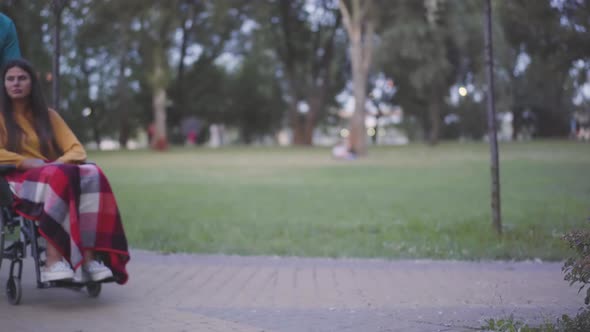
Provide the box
[5,163,129,284]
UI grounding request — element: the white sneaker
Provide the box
[41,261,74,282]
[83,260,113,281]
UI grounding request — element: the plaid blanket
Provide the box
[5,163,129,284]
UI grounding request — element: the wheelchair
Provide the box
[0,164,113,305]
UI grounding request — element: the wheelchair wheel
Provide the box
[6,277,21,305]
[86,282,101,298]
[0,214,4,270]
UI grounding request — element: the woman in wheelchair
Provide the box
[0,58,129,284]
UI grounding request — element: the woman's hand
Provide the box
[20,158,45,170]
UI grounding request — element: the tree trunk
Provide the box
[303,10,341,146]
[151,53,168,150]
[339,0,374,156]
[350,45,368,154]
[152,86,168,150]
[80,56,101,149]
[427,98,441,145]
[117,30,130,149]
[275,1,340,146]
[303,95,322,145]
[142,6,174,151]
[174,2,196,124]
[92,115,101,149]
[289,101,306,145]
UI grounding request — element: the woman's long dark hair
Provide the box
[0,58,61,159]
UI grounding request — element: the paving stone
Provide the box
[0,250,583,332]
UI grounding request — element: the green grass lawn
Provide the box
[90,140,590,261]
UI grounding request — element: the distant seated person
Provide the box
[332,138,357,160]
[185,129,197,146]
[0,58,129,284]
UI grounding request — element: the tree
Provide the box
[498,0,584,137]
[339,0,375,155]
[171,0,249,127]
[227,54,285,143]
[252,0,344,145]
[133,1,180,150]
[71,0,147,148]
[377,0,482,145]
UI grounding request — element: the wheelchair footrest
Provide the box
[39,276,116,289]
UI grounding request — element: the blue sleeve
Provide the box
[1,20,21,66]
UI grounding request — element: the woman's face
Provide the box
[4,66,32,101]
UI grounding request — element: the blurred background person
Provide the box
[0,12,21,66]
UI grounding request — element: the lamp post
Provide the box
[484,0,502,235]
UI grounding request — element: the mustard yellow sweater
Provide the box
[0,105,87,168]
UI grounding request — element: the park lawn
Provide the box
[90,140,590,261]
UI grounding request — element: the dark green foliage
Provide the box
[497,0,584,138]
[563,227,590,305]
[555,309,590,332]
[226,55,285,143]
[482,309,590,331]
[378,0,485,143]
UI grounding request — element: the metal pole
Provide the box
[484,0,502,235]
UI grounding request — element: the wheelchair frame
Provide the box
[0,164,111,305]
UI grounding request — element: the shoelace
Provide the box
[45,261,72,272]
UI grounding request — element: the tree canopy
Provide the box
[1,0,587,147]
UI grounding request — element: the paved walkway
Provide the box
[0,250,584,332]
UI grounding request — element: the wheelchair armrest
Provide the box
[0,167,13,207]
[0,164,16,174]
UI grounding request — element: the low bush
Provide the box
[482,221,590,331]
[562,226,590,305]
